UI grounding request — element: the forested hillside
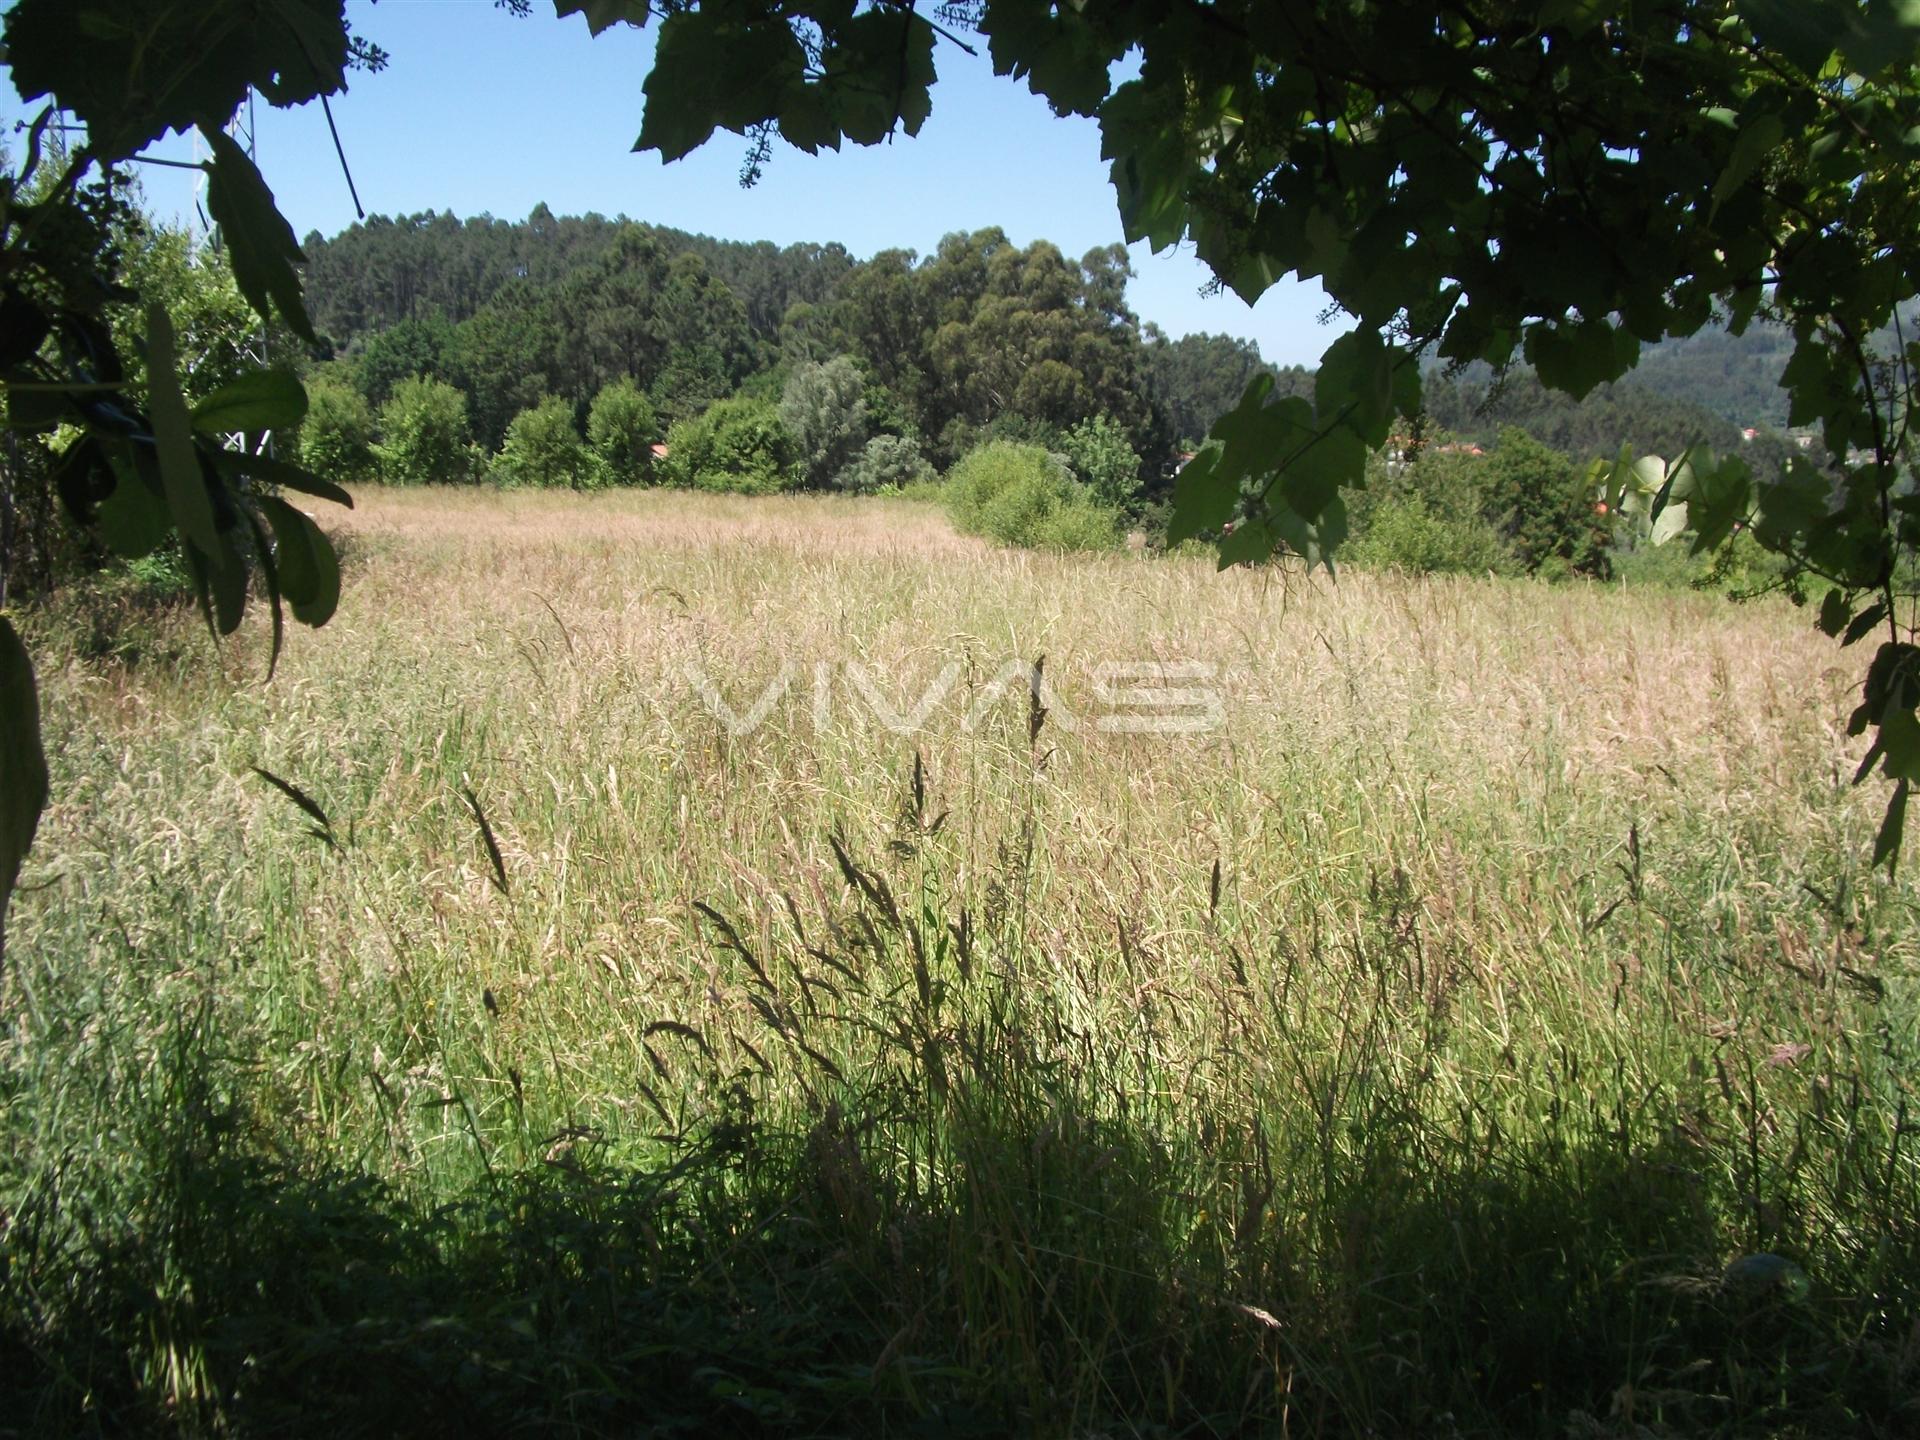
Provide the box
[303,211,1222,467]
[298,206,1804,507]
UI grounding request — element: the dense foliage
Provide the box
[295,382,377,487]
[778,356,870,489]
[658,396,794,494]
[376,377,476,486]
[946,441,1121,551]
[585,378,660,486]
[493,395,597,490]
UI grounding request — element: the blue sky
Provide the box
[4,0,1346,366]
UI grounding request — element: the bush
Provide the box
[657,398,796,495]
[493,396,596,490]
[376,376,477,484]
[587,379,659,486]
[1481,427,1612,578]
[838,434,935,495]
[1343,495,1516,576]
[946,442,1121,552]
[1061,413,1143,512]
[779,356,869,489]
[295,382,376,487]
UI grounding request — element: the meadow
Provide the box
[2,486,1915,1436]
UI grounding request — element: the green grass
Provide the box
[2,486,1916,1436]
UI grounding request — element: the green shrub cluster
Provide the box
[1060,413,1144,513]
[586,379,660,487]
[294,382,376,487]
[1344,494,1517,576]
[840,433,935,495]
[946,441,1123,551]
[1342,429,1610,579]
[492,396,597,490]
[657,397,797,494]
[375,377,480,486]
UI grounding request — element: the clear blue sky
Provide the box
[4,0,1347,366]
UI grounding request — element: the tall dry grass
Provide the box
[2,486,1914,1436]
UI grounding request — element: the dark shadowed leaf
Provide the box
[191,368,308,435]
[554,0,652,36]
[203,129,316,342]
[261,495,341,626]
[143,305,223,561]
[0,615,48,953]
[209,448,354,510]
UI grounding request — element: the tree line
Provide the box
[299,209,1284,474]
[295,204,1793,506]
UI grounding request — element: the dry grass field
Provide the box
[4,486,1916,1436]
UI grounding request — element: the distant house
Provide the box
[650,443,670,461]
[1432,442,1485,458]
[1741,427,1759,442]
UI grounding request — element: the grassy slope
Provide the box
[3,487,1916,1436]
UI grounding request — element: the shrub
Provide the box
[587,379,659,486]
[1032,500,1123,551]
[1481,427,1612,578]
[657,398,796,495]
[376,376,477,484]
[1061,413,1143,512]
[493,396,596,490]
[295,382,376,487]
[838,434,935,495]
[779,357,869,489]
[946,441,1121,552]
[1343,495,1516,576]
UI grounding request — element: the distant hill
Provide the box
[1421,366,1799,479]
[1629,321,1797,429]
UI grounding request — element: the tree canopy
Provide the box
[6,0,1920,946]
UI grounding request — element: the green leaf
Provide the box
[186,533,249,637]
[244,504,287,677]
[203,128,315,343]
[1711,113,1783,217]
[776,86,842,155]
[1681,454,1754,553]
[0,614,48,954]
[1314,329,1399,449]
[822,9,937,145]
[1101,80,1196,252]
[1742,0,1847,73]
[1165,446,1236,546]
[208,449,354,510]
[637,11,806,160]
[1524,315,1639,400]
[191,368,308,435]
[1275,423,1367,524]
[261,495,341,626]
[1875,779,1908,868]
[1845,602,1890,646]
[1650,497,1691,547]
[4,0,347,158]
[94,468,169,558]
[144,304,223,562]
[1836,0,1920,77]
[553,0,651,37]
[1215,514,1275,569]
[983,0,1117,117]
[1170,372,1364,561]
